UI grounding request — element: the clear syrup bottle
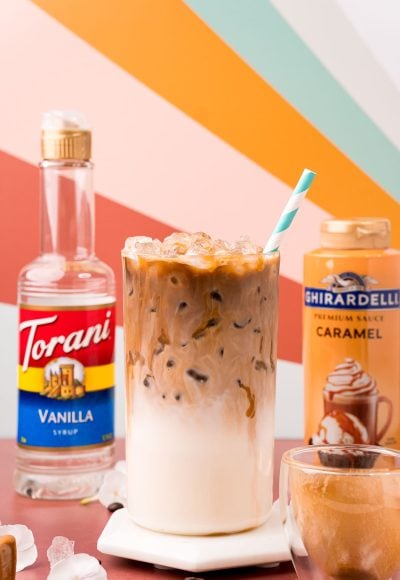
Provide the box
[14,111,116,499]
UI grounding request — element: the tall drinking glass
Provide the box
[122,235,279,535]
[280,445,400,579]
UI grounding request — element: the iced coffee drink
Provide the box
[122,233,279,535]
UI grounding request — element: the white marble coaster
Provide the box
[97,501,290,573]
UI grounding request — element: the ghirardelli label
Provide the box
[303,252,400,450]
[17,304,115,450]
[305,271,400,310]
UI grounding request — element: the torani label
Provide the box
[17,304,115,450]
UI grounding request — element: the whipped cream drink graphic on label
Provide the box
[122,233,279,535]
[312,358,392,444]
[304,219,400,448]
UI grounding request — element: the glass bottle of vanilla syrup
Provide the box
[14,111,116,499]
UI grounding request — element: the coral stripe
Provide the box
[32,0,400,244]
[0,150,301,363]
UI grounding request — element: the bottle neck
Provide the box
[39,160,95,259]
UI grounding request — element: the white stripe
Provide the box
[264,233,282,252]
[276,359,304,439]
[283,190,307,213]
[337,0,400,94]
[271,0,400,150]
[264,190,308,252]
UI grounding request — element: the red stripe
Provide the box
[278,276,302,365]
[0,150,302,363]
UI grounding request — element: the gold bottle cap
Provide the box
[41,110,91,161]
[321,218,390,249]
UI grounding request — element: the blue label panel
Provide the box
[17,388,114,448]
[304,288,400,310]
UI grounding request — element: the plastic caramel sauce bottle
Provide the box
[304,218,400,449]
[14,111,116,499]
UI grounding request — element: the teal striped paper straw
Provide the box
[264,168,317,253]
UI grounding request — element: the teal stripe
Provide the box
[184,0,400,201]
[275,208,298,233]
[293,170,316,194]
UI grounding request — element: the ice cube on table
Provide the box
[47,536,75,568]
[47,553,107,579]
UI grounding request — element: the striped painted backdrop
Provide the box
[1,0,399,438]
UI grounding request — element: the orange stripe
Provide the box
[32,0,400,244]
[0,150,303,363]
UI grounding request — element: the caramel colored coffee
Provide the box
[291,469,400,579]
[122,233,279,534]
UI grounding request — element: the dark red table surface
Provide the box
[0,439,298,579]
